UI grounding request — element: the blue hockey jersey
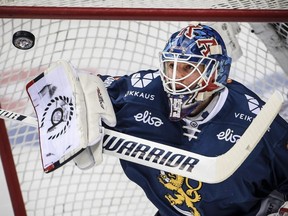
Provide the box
[99,69,288,216]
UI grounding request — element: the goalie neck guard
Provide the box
[159,24,232,121]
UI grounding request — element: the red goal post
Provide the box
[0,2,288,216]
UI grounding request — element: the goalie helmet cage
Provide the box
[0,1,288,216]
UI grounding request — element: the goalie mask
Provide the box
[159,24,232,121]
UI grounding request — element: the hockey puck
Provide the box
[12,30,35,50]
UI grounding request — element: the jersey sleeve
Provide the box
[268,115,288,195]
[98,75,128,109]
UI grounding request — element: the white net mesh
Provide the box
[0,1,288,216]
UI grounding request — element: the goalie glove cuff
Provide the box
[78,73,116,146]
[73,72,116,168]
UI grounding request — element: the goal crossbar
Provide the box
[1,6,288,22]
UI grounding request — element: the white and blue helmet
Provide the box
[159,24,232,121]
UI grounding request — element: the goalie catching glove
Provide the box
[26,60,116,172]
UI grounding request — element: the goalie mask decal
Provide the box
[40,95,74,140]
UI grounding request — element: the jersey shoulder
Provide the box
[213,80,265,125]
[99,69,166,106]
[224,79,288,145]
[226,79,265,109]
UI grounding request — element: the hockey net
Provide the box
[0,1,288,216]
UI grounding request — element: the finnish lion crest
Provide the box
[158,171,202,216]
